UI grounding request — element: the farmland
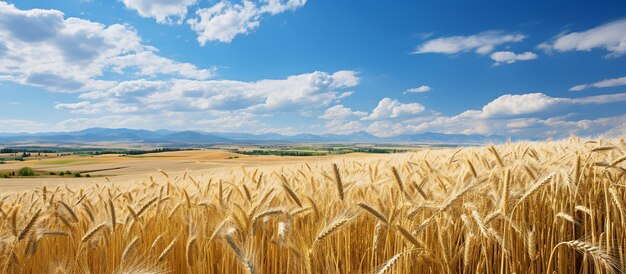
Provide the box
[0,147,393,192]
[0,137,624,273]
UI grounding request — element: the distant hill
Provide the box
[0,128,511,145]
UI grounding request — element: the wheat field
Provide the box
[0,137,625,273]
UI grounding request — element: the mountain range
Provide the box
[0,128,512,146]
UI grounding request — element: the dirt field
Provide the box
[0,150,391,192]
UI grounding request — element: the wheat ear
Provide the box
[358,203,388,224]
[158,238,177,261]
[333,163,344,201]
[547,240,620,274]
[18,209,41,241]
[315,217,351,243]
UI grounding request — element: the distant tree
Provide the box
[74,173,82,177]
[18,167,35,176]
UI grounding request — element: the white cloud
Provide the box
[52,69,361,134]
[414,31,526,55]
[0,1,213,92]
[539,19,626,58]
[603,121,626,138]
[476,93,563,118]
[490,51,537,65]
[570,76,626,91]
[319,104,368,134]
[122,0,197,24]
[506,118,539,129]
[364,92,626,138]
[188,1,259,44]
[568,92,626,104]
[364,98,425,120]
[324,120,366,135]
[537,114,626,138]
[196,110,264,131]
[54,101,97,114]
[57,70,359,116]
[405,85,432,93]
[319,105,366,120]
[109,51,215,80]
[260,0,307,15]
[365,120,413,137]
[187,0,306,44]
[461,92,626,119]
[330,70,360,88]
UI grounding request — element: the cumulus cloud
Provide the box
[405,85,432,93]
[109,51,215,80]
[490,51,537,65]
[319,105,366,120]
[506,118,539,129]
[56,70,359,117]
[196,110,264,131]
[414,31,526,55]
[318,104,368,134]
[539,19,626,58]
[364,92,626,138]
[462,92,626,119]
[324,120,366,135]
[0,1,213,92]
[475,93,563,118]
[364,98,425,120]
[570,75,626,91]
[122,0,197,24]
[329,70,360,88]
[188,0,306,44]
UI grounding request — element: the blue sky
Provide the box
[0,0,625,138]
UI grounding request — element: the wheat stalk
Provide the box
[186,236,197,266]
